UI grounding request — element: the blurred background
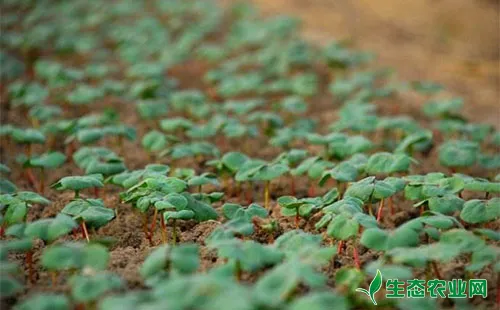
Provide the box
[220,0,499,126]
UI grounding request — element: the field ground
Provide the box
[221,0,500,126]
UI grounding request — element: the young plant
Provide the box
[41,242,110,285]
[222,203,268,223]
[438,140,479,173]
[140,243,199,285]
[292,156,334,196]
[51,174,104,198]
[22,151,66,193]
[273,149,308,196]
[61,198,115,242]
[248,162,289,210]
[206,151,250,196]
[187,172,220,193]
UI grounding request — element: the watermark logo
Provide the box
[356,269,382,305]
[356,270,488,306]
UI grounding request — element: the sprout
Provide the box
[140,244,199,285]
[23,151,66,193]
[51,174,104,198]
[12,128,46,157]
[13,293,70,310]
[187,172,219,193]
[438,140,479,172]
[222,203,268,223]
[460,198,500,224]
[365,152,414,175]
[61,198,115,242]
[410,80,444,95]
[422,97,464,119]
[292,156,334,196]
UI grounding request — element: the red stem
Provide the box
[308,183,315,197]
[25,168,37,188]
[353,245,361,269]
[26,251,34,284]
[376,198,384,222]
[337,240,344,255]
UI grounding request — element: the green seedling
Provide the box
[22,151,66,193]
[422,97,464,119]
[306,132,345,160]
[222,203,268,223]
[11,293,70,310]
[61,198,115,242]
[273,149,308,196]
[140,244,199,285]
[209,239,284,281]
[292,156,334,197]
[41,242,109,285]
[0,163,17,194]
[51,174,104,198]
[1,191,50,235]
[438,140,479,172]
[248,162,289,210]
[187,172,219,193]
[207,151,250,196]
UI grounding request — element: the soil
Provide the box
[1,1,499,309]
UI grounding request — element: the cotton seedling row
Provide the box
[0,1,499,310]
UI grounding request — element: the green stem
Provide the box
[235,260,242,281]
[264,181,270,210]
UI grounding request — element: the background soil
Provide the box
[220,0,500,127]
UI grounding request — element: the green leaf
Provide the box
[24,213,77,243]
[26,152,66,169]
[70,273,124,303]
[460,198,500,224]
[327,213,359,240]
[288,292,349,310]
[141,244,199,280]
[164,210,195,221]
[41,242,109,271]
[142,130,167,152]
[438,140,479,168]
[52,174,104,191]
[0,275,23,298]
[335,267,364,292]
[13,293,70,310]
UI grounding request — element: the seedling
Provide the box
[187,172,219,193]
[61,198,115,242]
[206,151,250,196]
[306,132,345,160]
[51,174,104,198]
[248,162,289,209]
[273,149,308,195]
[292,156,334,196]
[41,242,110,285]
[22,151,66,193]
[438,140,479,172]
[222,203,268,223]
[140,244,199,285]
[209,238,284,280]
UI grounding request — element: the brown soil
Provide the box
[1,1,499,309]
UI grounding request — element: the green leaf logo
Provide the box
[356,269,383,305]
